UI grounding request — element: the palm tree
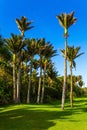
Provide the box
[25,38,37,103]
[77,75,84,87]
[40,43,57,103]
[56,11,77,110]
[61,45,84,107]
[5,33,25,103]
[16,16,34,37]
[46,63,58,92]
[36,38,45,104]
[15,16,34,103]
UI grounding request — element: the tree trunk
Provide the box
[27,62,32,103]
[41,64,46,103]
[16,54,21,104]
[16,66,21,103]
[27,75,31,103]
[37,65,42,104]
[61,36,67,110]
[70,65,73,108]
[13,54,16,103]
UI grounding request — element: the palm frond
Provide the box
[73,60,76,70]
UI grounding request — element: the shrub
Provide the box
[44,86,58,103]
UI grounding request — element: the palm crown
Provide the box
[61,46,84,69]
[16,16,34,36]
[56,11,77,36]
[5,33,24,53]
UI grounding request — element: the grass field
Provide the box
[0,96,87,130]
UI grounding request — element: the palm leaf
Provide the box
[72,60,76,70]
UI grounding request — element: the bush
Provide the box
[83,87,87,95]
[73,86,84,97]
[0,80,12,105]
[44,86,59,103]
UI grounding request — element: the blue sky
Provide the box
[0,0,87,86]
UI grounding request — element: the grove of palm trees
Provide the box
[0,13,86,109]
[1,0,87,129]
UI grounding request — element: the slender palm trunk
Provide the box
[70,65,73,108]
[13,54,16,103]
[33,83,36,94]
[27,75,31,103]
[13,64,16,102]
[16,55,21,103]
[32,69,36,94]
[27,62,32,103]
[16,65,21,103]
[37,64,42,104]
[61,36,67,110]
[41,64,46,103]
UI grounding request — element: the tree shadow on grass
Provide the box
[0,96,87,130]
[0,105,73,130]
[65,96,87,116]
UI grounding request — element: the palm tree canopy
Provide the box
[5,33,25,53]
[36,38,57,58]
[36,38,47,56]
[25,38,37,62]
[56,11,77,36]
[16,16,34,36]
[60,45,84,69]
[42,42,57,58]
[0,36,11,61]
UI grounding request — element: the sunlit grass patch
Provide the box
[0,96,87,130]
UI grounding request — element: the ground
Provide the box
[0,96,87,130]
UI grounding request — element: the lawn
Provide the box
[0,96,87,130]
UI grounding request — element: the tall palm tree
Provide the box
[5,33,25,103]
[56,11,77,110]
[36,38,47,104]
[16,16,34,37]
[40,43,57,103]
[15,16,34,103]
[61,45,84,107]
[25,38,37,103]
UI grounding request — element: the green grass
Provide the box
[0,96,87,130]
